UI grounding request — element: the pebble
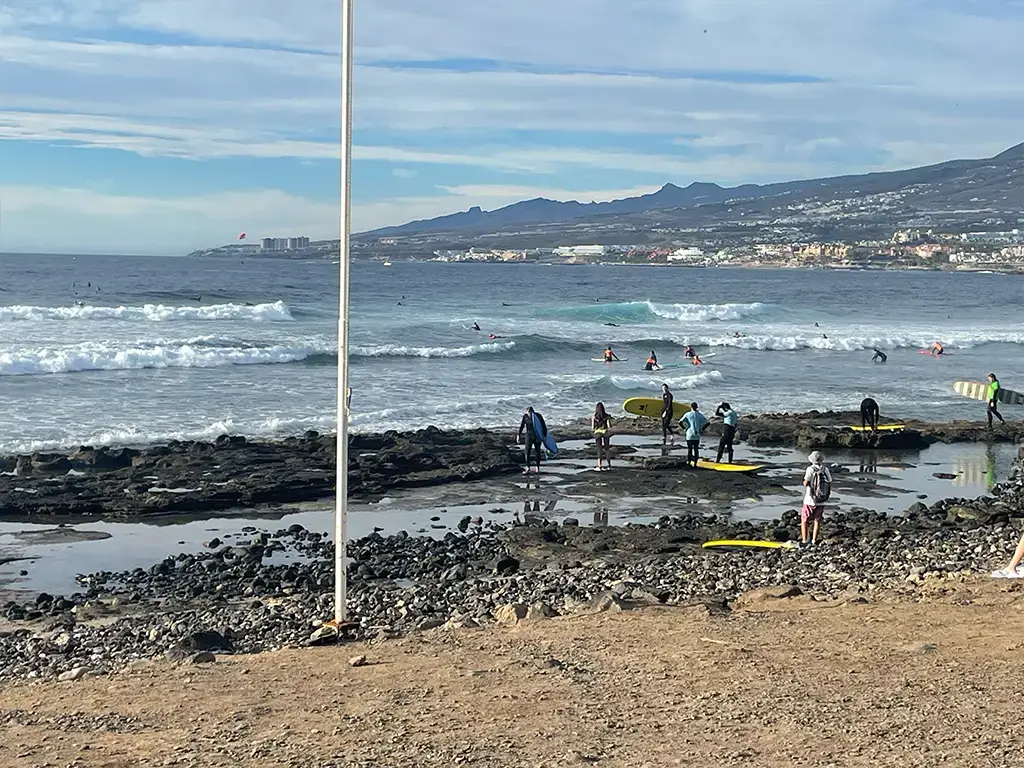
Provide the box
[348,655,367,668]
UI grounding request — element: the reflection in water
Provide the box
[859,454,878,474]
[952,447,998,492]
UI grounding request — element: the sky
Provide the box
[1,0,1023,254]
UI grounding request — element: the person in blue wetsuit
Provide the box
[714,402,739,463]
[680,402,709,467]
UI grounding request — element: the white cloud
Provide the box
[2,0,1024,246]
[0,185,340,254]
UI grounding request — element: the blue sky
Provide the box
[1,0,1023,254]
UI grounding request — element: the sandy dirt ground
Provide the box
[3,580,1024,768]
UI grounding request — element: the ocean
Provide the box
[1,253,1021,454]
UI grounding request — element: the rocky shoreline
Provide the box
[1,410,1021,522]
[0,438,1021,681]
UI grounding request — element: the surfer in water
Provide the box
[488,333,502,339]
[592,402,613,471]
[987,373,1006,428]
[603,346,620,363]
[691,353,703,366]
[645,351,660,371]
[516,406,548,474]
[714,402,738,464]
[929,341,944,356]
[871,348,887,363]
[471,322,480,331]
[661,384,675,444]
[684,345,696,360]
[860,397,880,431]
[680,402,709,468]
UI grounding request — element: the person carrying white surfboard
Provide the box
[987,373,1006,428]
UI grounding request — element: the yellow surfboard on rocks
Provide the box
[695,459,764,472]
[702,540,796,550]
[953,380,1024,405]
[622,397,686,420]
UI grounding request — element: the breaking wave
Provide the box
[539,300,769,324]
[0,340,334,376]
[352,341,516,358]
[0,300,294,322]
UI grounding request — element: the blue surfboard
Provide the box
[532,412,558,456]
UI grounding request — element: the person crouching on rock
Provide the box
[517,406,547,474]
[801,451,833,548]
[860,397,880,431]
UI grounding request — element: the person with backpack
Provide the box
[801,450,832,547]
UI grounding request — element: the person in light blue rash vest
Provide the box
[680,402,709,467]
[714,402,738,464]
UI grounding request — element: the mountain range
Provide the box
[359,142,1024,243]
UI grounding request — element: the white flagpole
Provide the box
[335,0,354,625]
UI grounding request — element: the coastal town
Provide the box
[376,227,1024,272]
[191,227,1024,273]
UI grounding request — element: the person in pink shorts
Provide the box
[801,451,832,547]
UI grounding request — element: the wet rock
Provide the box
[190,651,216,664]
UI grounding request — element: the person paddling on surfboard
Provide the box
[680,402,708,468]
[661,384,675,445]
[860,397,880,432]
[929,341,944,356]
[603,346,620,363]
[987,373,1006,429]
[684,345,696,360]
[691,353,703,366]
[644,351,660,371]
[516,406,548,474]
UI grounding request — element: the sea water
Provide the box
[1,253,1022,452]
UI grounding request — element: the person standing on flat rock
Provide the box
[680,402,708,468]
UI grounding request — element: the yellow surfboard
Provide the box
[622,397,687,420]
[702,540,797,550]
[695,459,764,472]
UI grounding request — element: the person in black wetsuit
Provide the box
[661,383,675,444]
[517,406,548,474]
[860,397,880,431]
[645,351,660,371]
[871,348,887,363]
[471,322,480,331]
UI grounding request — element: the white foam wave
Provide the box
[0,415,338,454]
[0,300,294,322]
[700,332,1024,352]
[352,341,515,358]
[0,340,334,376]
[550,370,723,391]
[646,301,767,322]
